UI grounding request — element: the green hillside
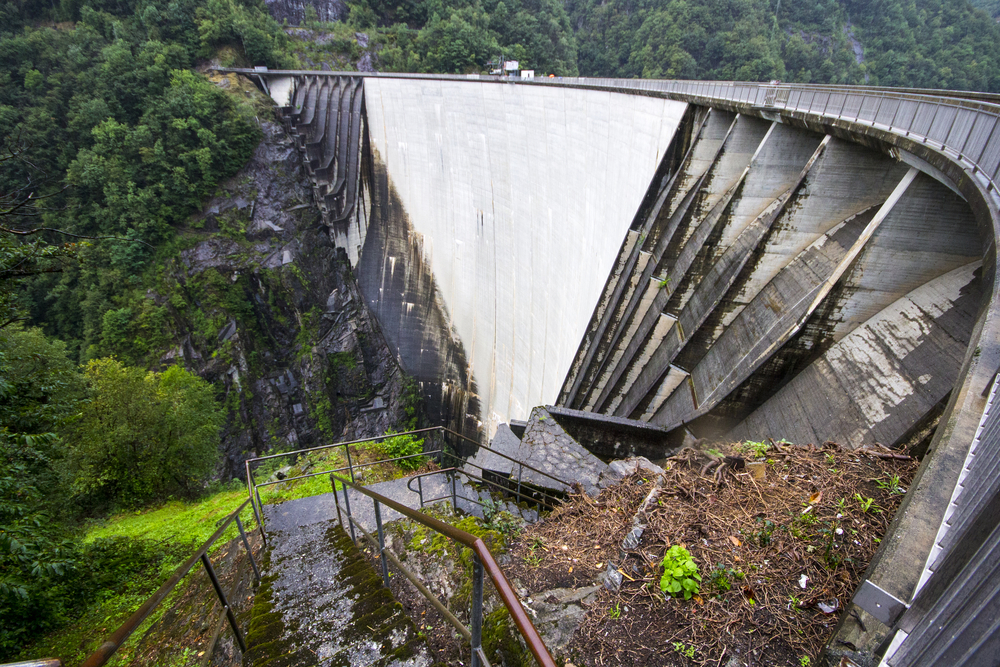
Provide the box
[566,0,1000,90]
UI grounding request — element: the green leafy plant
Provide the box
[672,641,696,658]
[789,511,819,540]
[854,493,876,513]
[799,656,811,667]
[378,431,425,471]
[608,602,621,619]
[818,520,844,568]
[709,564,744,593]
[659,545,701,600]
[482,497,522,539]
[524,537,545,566]
[748,518,776,546]
[876,474,906,495]
[736,439,770,458]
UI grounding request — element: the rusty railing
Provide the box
[328,470,558,667]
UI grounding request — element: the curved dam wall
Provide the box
[561,109,986,453]
[257,71,1000,665]
[356,78,688,436]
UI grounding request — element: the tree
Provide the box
[0,327,86,657]
[63,358,223,508]
[0,133,88,330]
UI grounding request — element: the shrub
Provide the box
[63,359,224,508]
[378,431,425,471]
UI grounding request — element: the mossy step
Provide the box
[335,561,384,588]
[244,635,298,666]
[278,591,401,651]
[250,647,321,667]
[326,613,417,665]
[245,612,291,650]
[243,520,427,667]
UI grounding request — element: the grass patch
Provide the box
[22,487,258,666]
[257,447,346,505]
[84,488,257,551]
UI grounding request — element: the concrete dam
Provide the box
[234,70,1000,665]
[259,74,987,453]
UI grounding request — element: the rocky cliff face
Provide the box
[153,74,418,480]
[265,0,347,25]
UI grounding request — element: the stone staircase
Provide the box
[244,424,611,667]
[244,516,430,667]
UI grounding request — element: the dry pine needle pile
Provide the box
[507,440,918,667]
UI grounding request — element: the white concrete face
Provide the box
[363,78,686,435]
[266,76,295,106]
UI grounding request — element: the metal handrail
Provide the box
[441,441,574,489]
[401,436,573,512]
[245,426,493,535]
[406,466,563,511]
[347,515,472,641]
[254,449,442,489]
[79,500,259,667]
[328,471,557,667]
[246,426,466,463]
[443,450,568,505]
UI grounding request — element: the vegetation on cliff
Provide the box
[289,0,1000,90]
[566,0,1000,90]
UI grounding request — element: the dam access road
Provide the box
[220,70,1000,667]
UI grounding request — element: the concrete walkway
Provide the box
[263,470,538,537]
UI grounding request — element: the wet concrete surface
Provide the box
[247,516,431,666]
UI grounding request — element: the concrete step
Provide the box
[244,518,430,667]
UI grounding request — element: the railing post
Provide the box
[332,476,345,530]
[341,478,357,545]
[516,464,523,502]
[470,554,484,667]
[200,553,247,653]
[889,98,902,132]
[345,443,356,483]
[234,516,261,584]
[374,500,390,587]
[254,485,267,544]
[417,474,425,508]
[959,106,982,159]
[246,462,266,547]
[923,103,941,143]
[451,471,458,511]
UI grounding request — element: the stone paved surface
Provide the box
[517,407,610,496]
[463,423,527,477]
